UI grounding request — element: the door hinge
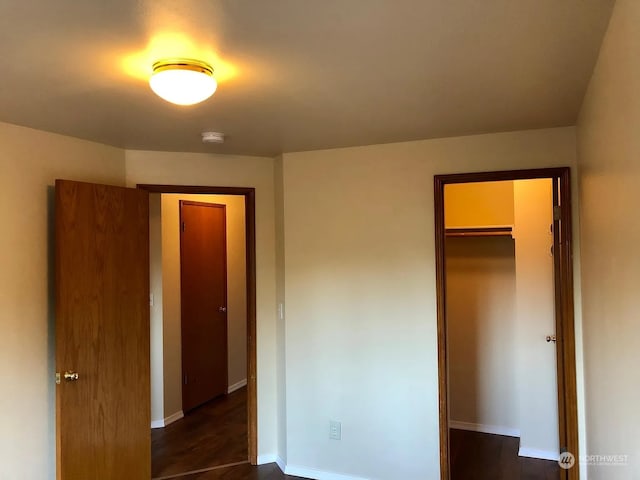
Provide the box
[55,372,61,385]
[181,222,186,232]
[553,205,561,221]
[184,374,188,384]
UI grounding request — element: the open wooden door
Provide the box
[56,180,150,479]
[552,174,579,479]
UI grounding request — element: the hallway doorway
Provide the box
[140,184,258,478]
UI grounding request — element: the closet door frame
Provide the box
[434,167,578,480]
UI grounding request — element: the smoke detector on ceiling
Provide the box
[201,131,225,144]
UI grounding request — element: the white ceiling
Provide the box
[0,0,615,156]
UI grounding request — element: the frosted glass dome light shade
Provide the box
[150,59,217,106]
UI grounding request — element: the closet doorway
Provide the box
[434,168,578,480]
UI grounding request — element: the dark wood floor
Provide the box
[160,463,304,480]
[152,388,250,478]
[450,429,561,480]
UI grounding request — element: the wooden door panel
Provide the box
[180,201,228,412]
[56,180,150,479]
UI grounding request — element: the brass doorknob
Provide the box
[64,371,79,381]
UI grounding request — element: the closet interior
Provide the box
[445,179,560,463]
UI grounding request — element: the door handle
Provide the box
[64,371,79,381]
[218,306,227,313]
[546,335,557,343]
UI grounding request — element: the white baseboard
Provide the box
[285,464,370,480]
[275,456,286,473]
[261,455,368,480]
[151,410,184,429]
[449,420,520,438]
[518,447,559,461]
[165,410,184,426]
[228,378,248,394]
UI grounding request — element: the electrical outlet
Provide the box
[329,420,341,440]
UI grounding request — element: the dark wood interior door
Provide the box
[180,201,228,412]
[56,180,150,479]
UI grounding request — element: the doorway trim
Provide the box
[433,168,578,480]
[138,184,258,465]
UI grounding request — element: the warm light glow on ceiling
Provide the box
[149,59,217,105]
[121,32,238,86]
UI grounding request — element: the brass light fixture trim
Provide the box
[151,58,214,77]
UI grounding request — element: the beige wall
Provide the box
[513,179,558,458]
[156,193,247,420]
[274,155,288,462]
[577,0,640,478]
[149,194,165,424]
[0,121,125,479]
[446,236,519,432]
[281,127,583,479]
[124,150,279,458]
[445,181,515,227]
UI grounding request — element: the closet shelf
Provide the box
[445,226,513,238]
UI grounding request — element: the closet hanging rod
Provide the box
[445,226,513,238]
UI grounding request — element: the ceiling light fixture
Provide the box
[149,59,217,106]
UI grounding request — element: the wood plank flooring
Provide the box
[450,429,561,480]
[152,388,249,478]
[155,463,304,480]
